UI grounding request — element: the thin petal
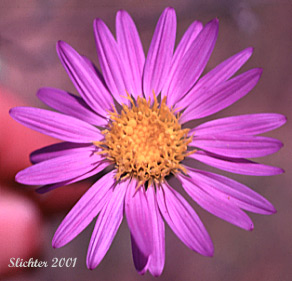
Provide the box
[82,55,106,84]
[188,150,284,176]
[181,68,262,122]
[156,182,213,256]
[184,168,276,214]
[36,161,110,193]
[16,148,102,185]
[87,179,127,269]
[165,19,219,107]
[37,87,108,126]
[131,235,149,275]
[94,19,130,105]
[125,180,153,256]
[52,171,116,248]
[57,41,113,115]
[171,20,203,66]
[143,7,176,101]
[191,135,282,158]
[9,107,102,143]
[116,10,145,99]
[161,20,203,100]
[176,48,253,109]
[147,185,165,277]
[30,142,92,164]
[190,113,287,136]
[179,173,254,230]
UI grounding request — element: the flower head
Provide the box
[10,7,286,276]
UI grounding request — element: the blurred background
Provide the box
[0,0,291,280]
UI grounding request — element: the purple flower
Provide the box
[10,7,286,276]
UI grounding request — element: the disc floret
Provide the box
[96,95,192,184]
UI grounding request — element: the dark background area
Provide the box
[0,0,291,280]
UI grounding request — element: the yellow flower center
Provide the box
[95,95,193,185]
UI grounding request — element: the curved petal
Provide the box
[37,88,108,126]
[30,142,93,164]
[143,7,176,101]
[147,185,165,277]
[183,168,276,214]
[179,174,254,230]
[161,20,203,100]
[190,113,287,136]
[57,41,113,115]
[191,135,282,158]
[156,182,213,256]
[16,148,102,185]
[165,19,219,107]
[116,10,145,99]
[87,179,127,269]
[181,68,262,122]
[176,48,253,109]
[36,161,110,193]
[188,150,284,176]
[52,171,116,248]
[9,107,102,143]
[125,180,153,256]
[131,234,149,275]
[94,19,130,105]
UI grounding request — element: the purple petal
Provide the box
[156,182,213,256]
[147,185,165,277]
[125,180,153,256]
[36,161,110,193]
[37,88,108,126]
[116,10,145,99]
[9,107,102,143]
[184,168,276,214]
[176,48,253,110]
[57,41,113,115]
[164,19,219,107]
[82,55,106,84]
[181,68,262,122]
[161,20,203,100]
[188,150,284,176]
[16,148,102,185]
[94,19,130,105]
[179,173,254,230]
[143,7,176,101]
[131,235,149,275]
[191,113,287,136]
[171,20,203,66]
[191,135,282,158]
[87,179,127,269]
[52,171,116,248]
[30,142,93,164]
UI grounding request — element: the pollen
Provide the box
[95,95,193,184]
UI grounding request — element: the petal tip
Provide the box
[93,18,104,28]
[246,46,254,54]
[52,238,60,249]
[116,9,127,16]
[247,222,254,231]
[8,107,16,117]
[15,171,25,185]
[266,205,277,215]
[206,245,215,257]
[56,40,66,51]
[164,6,175,12]
[210,18,219,26]
[86,258,97,271]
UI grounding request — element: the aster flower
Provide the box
[10,7,285,276]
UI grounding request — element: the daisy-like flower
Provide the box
[10,7,285,276]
